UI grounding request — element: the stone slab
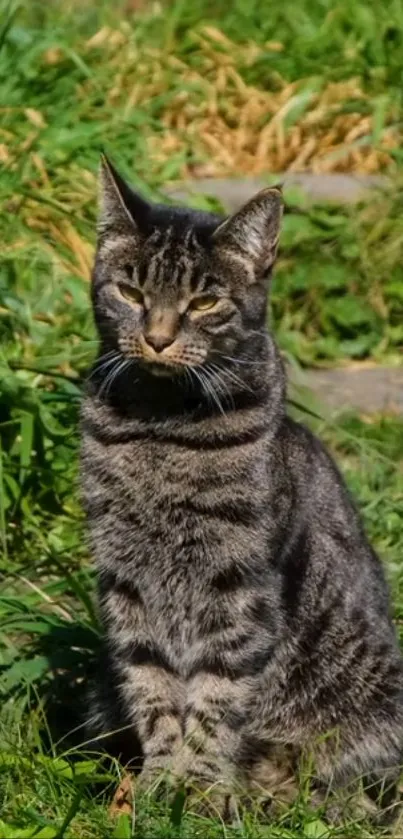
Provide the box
[166,173,388,213]
[290,366,403,416]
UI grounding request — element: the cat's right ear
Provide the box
[98,154,150,239]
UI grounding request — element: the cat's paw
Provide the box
[186,781,240,823]
[135,758,179,798]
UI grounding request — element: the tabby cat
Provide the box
[81,156,403,823]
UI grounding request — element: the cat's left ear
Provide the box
[98,154,150,238]
[213,186,283,278]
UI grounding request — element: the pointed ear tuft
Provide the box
[98,155,149,238]
[213,186,283,276]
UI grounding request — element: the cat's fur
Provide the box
[81,157,403,821]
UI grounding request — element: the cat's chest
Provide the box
[116,435,261,516]
[87,430,279,667]
[105,435,269,570]
[119,439,235,550]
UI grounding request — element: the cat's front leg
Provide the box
[123,662,184,792]
[99,577,184,790]
[175,672,247,815]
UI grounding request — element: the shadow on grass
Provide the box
[33,621,100,753]
[6,620,143,774]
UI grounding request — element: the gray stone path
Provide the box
[166,173,388,212]
[290,366,403,417]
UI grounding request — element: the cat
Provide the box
[81,155,403,824]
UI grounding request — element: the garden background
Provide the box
[0,1,402,836]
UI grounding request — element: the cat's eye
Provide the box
[189,295,219,312]
[118,284,144,306]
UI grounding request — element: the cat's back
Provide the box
[276,414,364,533]
[276,415,392,620]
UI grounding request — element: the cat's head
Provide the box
[92,156,283,380]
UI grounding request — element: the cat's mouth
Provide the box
[141,360,184,378]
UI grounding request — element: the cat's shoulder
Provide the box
[275,414,328,461]
[275,414,349,494]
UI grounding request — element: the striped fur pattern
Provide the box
[81,157,403,822]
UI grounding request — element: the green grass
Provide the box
[1,0,403,836]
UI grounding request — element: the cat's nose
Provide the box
[143,333,175,353]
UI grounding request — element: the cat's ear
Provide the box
[98,154,149,238]
[213,186,283,278]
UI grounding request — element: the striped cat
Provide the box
[81,156,403,824]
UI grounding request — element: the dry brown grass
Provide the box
[2,19,401,284]
[82,25,399,178]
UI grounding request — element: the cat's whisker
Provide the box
[97,356,130,399]
[89,351,120,376]
[220,355,268,367]
[205,380,226,416]
[204,363,236,410]
[94,350,118,362]
[92,350,120,368]
[106,359,133,399]
[198,368,223,415]
[88,353,121,384]
[208,362,254,396]
[184,366,197,397]
[97,364,119,399]
[190,366,223,415]
[247,329,267,339]
[188,366,210,407]
[88,361,117,383]
[225,370,254,394]
[196,366,227,416]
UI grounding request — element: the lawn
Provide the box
[0,0,402,836]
